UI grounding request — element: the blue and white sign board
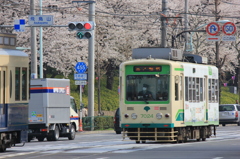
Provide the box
[14,19,25,32]
[222,36,236,41]
[75,62,87,73]
[28,15,53,26]
[75,81,87,85]
[74,73,87,80]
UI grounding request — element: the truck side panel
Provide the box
[29,79,70,125]
[47,107,70,123]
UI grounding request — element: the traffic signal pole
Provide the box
[72,1,96,131]
[88,2,95,131]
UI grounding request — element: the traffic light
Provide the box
[68,21,95,39]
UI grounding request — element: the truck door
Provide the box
[70,97,79,131]
[0,67,7,128]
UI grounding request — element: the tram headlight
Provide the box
[165,113,170,118]
[156,113,162,119]
[131,113,137,119]
[124,114,129,118]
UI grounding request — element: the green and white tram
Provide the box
[119,48,219,143]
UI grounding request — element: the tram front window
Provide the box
[126,75,169,101]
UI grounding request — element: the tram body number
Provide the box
[141,114,153,118]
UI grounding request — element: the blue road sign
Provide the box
[74,73,87,80]
[75,62,87,73]
[14,19,25,32]
[206,22,220,36]
[28,15,53,26]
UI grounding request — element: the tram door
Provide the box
[0,67,6,128]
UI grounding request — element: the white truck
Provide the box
[28,78,79,142]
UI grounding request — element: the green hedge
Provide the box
[82,116,114,131]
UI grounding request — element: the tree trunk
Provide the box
[106,59,115,90]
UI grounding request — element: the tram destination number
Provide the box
[141,114,153,118]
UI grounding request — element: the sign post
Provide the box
[75,62,88,129]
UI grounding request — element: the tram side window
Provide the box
[175,76,179,101]
[208,79,218,103]
[22,67,27,100]
[208,79,211,102]
[200,78,203,101]
[192,78,196,102]
[211,79,215,102]
[215,79,219,102]
[212,79,218,103]
[185,77,188,101]
[10,70,12,98]
[196,78,200,102]
[180,76,183,100]
[15,67,20,100]
[189,77,193,102]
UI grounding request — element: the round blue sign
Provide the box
[75,62,87,73]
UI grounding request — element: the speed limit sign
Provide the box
[222,22,236,35]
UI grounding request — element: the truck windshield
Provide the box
[126,75,169,101]
[70,98,77,113]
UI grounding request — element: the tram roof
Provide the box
[0,48,28,57]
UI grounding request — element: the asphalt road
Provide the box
[1,125,240,159]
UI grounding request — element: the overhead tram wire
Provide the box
[5,0,240,20]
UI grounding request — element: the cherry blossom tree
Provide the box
[1,0,239,83]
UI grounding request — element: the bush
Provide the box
[82,116,114,131]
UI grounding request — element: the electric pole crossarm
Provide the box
[72,1,96,4]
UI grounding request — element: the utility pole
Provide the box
[184,0,189,52]
[39,0,43,78]
[30,0,38,79]
[215,0,221,103]
[161,0,167,48]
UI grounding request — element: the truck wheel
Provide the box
[116,131,121,134]
[68,125,76,140]
[52,126,60,141]
[47,137,52,141]
[0,141,6,152]
[37,136,45,141]
[237,122,240,126]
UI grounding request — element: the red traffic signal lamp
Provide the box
[68,21,94,31]
[68,21,94,39]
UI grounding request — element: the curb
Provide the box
[77,130,115,135]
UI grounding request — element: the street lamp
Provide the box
[186,20,230,52]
